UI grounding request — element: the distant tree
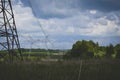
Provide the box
[64,40,120,60]
[116,49,120,59]
[94,46,106,58]
[106,44,115,58]
[115,44,120,59]
[70,40,95,59]
[70,41,83,57]
[63,50,72,60]
[99,46,106,52]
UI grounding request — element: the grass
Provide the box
[0,59,120,80]
[22,51,63,61]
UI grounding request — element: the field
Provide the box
[0,59,120,80]
[22,51,64,62]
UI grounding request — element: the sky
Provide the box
[12,0,120,49]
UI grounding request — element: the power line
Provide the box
[27,0,54,50]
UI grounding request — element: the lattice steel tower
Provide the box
[0,0,22,62]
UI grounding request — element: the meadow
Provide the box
[0,59,120,80]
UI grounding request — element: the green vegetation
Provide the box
[1,40,120,61]
[64,40,120,59]
[0,60,120,80]
[0,48,64,62]
[0,40,120,80]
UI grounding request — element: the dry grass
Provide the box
[0,59,120,80]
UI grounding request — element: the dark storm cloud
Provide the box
[21,0,120,12]
[20,0,120,19]
[78,0,120,12]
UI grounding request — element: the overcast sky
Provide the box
[12,0,120,49]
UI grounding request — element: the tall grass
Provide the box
[0,59,120,80]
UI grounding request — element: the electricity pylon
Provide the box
[0,0,22,62]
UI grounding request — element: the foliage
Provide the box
[115,44,120,58]
[21,48,61,53]
[68,40,98,59]
[106,44,115,58]
[116,49,120,58]
[64,40,120,59]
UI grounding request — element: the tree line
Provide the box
[64,40,120,59]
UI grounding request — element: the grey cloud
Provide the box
[78,0,120,12]
[20,0,120,19]
[16,0,120,49]
[21,0,120,13]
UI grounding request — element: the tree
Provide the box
[115,44,120,59]
[116,49,120,59]
[70,41,83,57]
[106,44,115,58]
[70,40,95,59]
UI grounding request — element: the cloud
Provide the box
[88,15,120,36]
[21,0,120,19]
[12,2,50,48]
[21,0,81,19]
[78,0,120,12]
[12,0,120,49]
[89,10,97,14]
[39,11,120,37]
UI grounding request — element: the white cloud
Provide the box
[13,3,45,35]
[39,12,120,37]
[67,27,75,33]
[88,16,120,36]
[11,0,120,49]
[89,10,97,14]
[12,2,50,48]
